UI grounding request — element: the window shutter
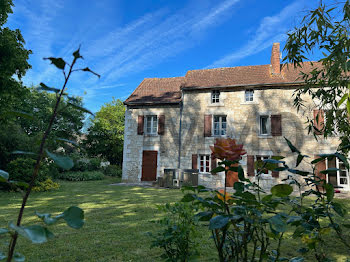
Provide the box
[192,154,198,170]
[314,155,326,190]
[158,115,165,135]
[137,115,144,135]
[271,114,282,136]
[247,155,255,176]
[271,156,279,178]
[204,115,212,137]
[313,110,324,135]
[211,154,217,172]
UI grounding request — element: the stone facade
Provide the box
[122,86,342,190]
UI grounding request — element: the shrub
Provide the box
[32,178,60,192]
[46,161,60,179]
[149,202,199,261]
[57,171,104,181]
[103,165,122,177]
[7,158,48,185]
[87,158,101,171]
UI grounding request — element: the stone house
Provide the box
[122,43,349,191]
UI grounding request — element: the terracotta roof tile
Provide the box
[124,77,184,105]
[124,62,320,105]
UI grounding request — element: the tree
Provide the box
[284,0,350,151]
[84,98,125,165]
[0,0,32,119]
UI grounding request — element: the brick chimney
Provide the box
[270,43,281,75]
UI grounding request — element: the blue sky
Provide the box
[7,0,321,112]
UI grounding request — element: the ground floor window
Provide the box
[255,155,269,174]
[199,155,210,173]
[326,157,349,188]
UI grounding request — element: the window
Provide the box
[211,90,220,103]
[245,89,254,102]
[326,158,349,187]
[145,115,157,135]
[259,115,269,135]
[213,116,227,136]
[199,155,210,173]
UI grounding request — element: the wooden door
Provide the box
[226,170,239,187]
[141,151,158,181]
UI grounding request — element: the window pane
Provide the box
[260,116,268,134]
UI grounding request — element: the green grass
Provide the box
[0,178,349,261]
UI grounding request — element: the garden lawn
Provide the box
[0,178,349,262]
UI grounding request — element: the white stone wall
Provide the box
[123,87,341,190]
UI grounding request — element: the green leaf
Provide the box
[0,252,6,260]
[311,156,325,165]
[347,98,350,115]
[63,206,84,229]
[181,193,195,202]
[9,223,54,244]
[9,181,29,189]
[35,212,62,225]
[296,154,304,167]
[320,168,340,174]
[55,138,79,147]
[195,211,213,221]
[82,67,100,78]
[269,214,287,233]
[233,181,244,192]
[11,151,36,156]
[332,202,346,217]
[73,46,83,59]
[3,110,34,120]
[43,57,66,70]
[0,170,9,181]
[45,150,73,170]
[284,137,300,154]
[13,253,25,262]
[271,184,293,197]
[337,93,348,107]
[67,102,94,115]
[287,169,310,176]
[210,166,225,174]
[209,215,230,230]
[0,228,9,234]
[289,257,304,262]
[37,83,60,93]
[325,183,334,202]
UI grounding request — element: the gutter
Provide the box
[177,94,184,169]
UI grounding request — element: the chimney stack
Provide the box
[270,43,281,75]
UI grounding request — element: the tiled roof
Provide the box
[124,77,184,105]
[124,62,319,105]
[183,62,319,88]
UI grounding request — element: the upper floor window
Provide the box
[259,115,269,135]
[213,115,227,136]
[145,115,157,135]
[211,90,220,103]
[245,89,254,102]
[199,155,210,173]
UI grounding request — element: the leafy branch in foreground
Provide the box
[0,46,99,262]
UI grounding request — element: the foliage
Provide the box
[6,158,48,185]
[0,0,32,123]
[57,171,104,182]
[284,0,350,151]
[103,164,122,177]
[32,179,60,192]
[84,98,125,165]
[0,40,98,260]
[180,138,350,262]
[149,202,200,262]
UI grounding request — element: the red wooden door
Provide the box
[141,151,158,181]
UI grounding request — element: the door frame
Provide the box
[325,158,349,190]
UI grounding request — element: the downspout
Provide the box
[177,93,184,169]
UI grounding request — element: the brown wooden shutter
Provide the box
[158,115,165,135]
[247,155,255,176]
[313,109,324,135]
[204,115,212,137]
[137,115,144,135]
[211,154,217,172]
[192,154,198,170]
[271,114,282,136]
[271,156,279,178]
[314,155,326,191]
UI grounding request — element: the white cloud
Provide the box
[207,0,308,68]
